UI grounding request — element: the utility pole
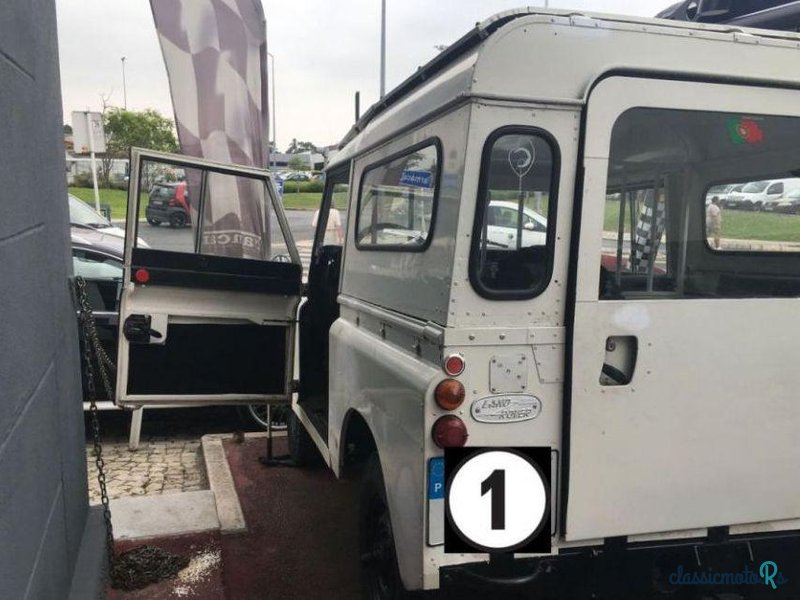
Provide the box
[380,0,386,98]
[267,52,276,151]
[121,57,127,109]
[85,110,101,212]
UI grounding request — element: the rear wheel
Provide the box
[169,211,187,228]
[360,454,411,600]
[238,403,289,431]
[287,412,323,467]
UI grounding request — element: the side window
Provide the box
[470,129,558,298]
[602,107,800,300]
[355,142,439,250]
[767,182,783,195]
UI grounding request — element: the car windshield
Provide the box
[68,195,111,229]
[741,181,768,193]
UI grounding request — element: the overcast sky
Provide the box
[56,1,672,150]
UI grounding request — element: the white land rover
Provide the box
[114,8,800,598]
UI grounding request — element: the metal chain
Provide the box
[74,276,116,570]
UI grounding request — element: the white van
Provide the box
[113,8,800,598]
[725,178,800,210]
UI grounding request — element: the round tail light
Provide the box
[434,379,465,411]
[134,268,150,284]
[432,415,468,448]
[443,353,465,376]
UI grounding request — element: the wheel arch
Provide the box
[339,408,378,478]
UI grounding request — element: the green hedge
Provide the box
[281,179,324,193]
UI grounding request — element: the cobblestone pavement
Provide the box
[86,437,207,504]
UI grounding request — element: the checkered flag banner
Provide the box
[631,188,666,273]
[150,0,271,260]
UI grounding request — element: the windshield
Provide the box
[741,181,768,193]
[68,195,110,228]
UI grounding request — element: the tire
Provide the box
[287,412,323,467]
[147,217,160,226]
[359,454,411,600]
[238,403,289,431]
[169,211,187,228]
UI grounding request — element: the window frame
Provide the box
[312,164,351,254]
[354,138,442,253]
[468,125,561,301]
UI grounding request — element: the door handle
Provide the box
[123,314,163,344]
[600,335,637,386]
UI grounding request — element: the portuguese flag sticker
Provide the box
[727,117,764,145]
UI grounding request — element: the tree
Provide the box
[286,138,317,154]
[287,155,309,171]
[99,108,178,187]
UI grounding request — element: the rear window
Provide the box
[469,128,559,299]
[355,141,440,250]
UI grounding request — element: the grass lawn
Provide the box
[281,192,322,210]
[604,198,800,242]
[70,186,321,219]
[69,187,138,220]
[70,186,800,244]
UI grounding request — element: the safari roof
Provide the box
[329,7,800,169]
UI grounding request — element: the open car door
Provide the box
[115,148,301,408]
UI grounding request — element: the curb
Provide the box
[201,431,287,535]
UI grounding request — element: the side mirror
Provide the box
[523,222,535,231]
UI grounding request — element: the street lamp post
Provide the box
[121,56,127,109]
[267,52,276,152]
[380,0,386,98]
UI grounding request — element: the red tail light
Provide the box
[435,379,465,411]
[432,415,468,448]
[134,268,150,284]
[443,353,465,376]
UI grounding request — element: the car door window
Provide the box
[72,249,123,311]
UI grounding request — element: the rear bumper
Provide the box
[438,530,800,596]
[145,205,188,221]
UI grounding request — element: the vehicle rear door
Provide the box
[567,76,800,541]
[115,148,301,407]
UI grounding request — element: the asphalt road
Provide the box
[136,209,316,253]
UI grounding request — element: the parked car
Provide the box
[69,194,127,239]
[763,187,800,213]
[723,179,800,210]
[717,183,744,208]
[71,226,281,430]
[279,171,312,182]
[485,200,548,248]
[70,194,149,248]
[705,183,736,205]
[145,181,191,228]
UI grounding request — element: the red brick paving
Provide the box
[220,436,362,600]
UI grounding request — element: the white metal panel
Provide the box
[340,104,470,325]
[328,313,439,590]
[566,76,800,541]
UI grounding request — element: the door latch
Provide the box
[123,314,163,344]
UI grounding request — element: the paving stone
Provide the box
[86,436,209,503]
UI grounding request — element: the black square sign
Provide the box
[444,447,551,554]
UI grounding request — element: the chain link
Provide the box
[74,276,117,571]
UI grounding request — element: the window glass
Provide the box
[601,107,800,301]
[136,159,293,262]
[72,249,123,311]
[356,143,439,249]
[471,131,557,297]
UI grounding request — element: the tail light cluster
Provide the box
[432,354,468,448]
